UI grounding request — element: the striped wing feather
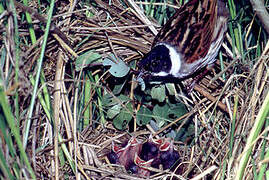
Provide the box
[153,0,218,64]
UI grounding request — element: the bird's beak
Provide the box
[136,71,147,90]
[137,71,145,79]
[138,70,152,80]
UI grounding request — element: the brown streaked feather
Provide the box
[153,0,220,64]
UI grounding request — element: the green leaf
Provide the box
[75,50,102,71]
[117,94,131,103]
[103,94,130,107]
[103,54,130,77]
[107,104,121,119]
[165,83,176,96]
[151,85,166,102]
[176,124,195,142]
[113,83,127,95]
[102,94,113,107]
[113,103,133,130]
[136,106,152,125]
[168,103,188,118]
[153,104,169,127]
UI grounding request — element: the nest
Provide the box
[1,0,269,179]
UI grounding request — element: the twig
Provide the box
[13,0,71,45]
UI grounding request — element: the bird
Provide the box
[137,0,229,87]
[108,137,142,170]
[107,135,180,176]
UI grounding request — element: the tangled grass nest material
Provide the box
[1,0,269,179]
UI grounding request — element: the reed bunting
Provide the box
[138,0,229,85]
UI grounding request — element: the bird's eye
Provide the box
[163,62,167,69]
[152,62,157,67]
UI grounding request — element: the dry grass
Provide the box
[0,0,268,179]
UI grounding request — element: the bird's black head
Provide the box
[138,44,172,76]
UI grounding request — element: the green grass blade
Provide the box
[0,86,36,179]
[83,74,91,128]
[9,0,20,129]
[0,148,15,179]
[22,0,37,43]
[23,0,56,149]
[235,87,269,180]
